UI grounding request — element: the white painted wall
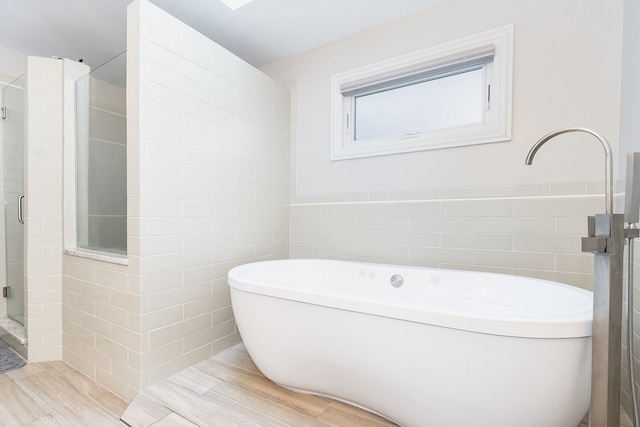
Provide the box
[262,0,624,196]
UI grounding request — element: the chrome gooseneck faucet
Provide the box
[525,127,614,214]
[525,127,622,427]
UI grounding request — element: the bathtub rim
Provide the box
[228,258,593,339]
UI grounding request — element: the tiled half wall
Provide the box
[61,0,290,402]
[291,184,610,291]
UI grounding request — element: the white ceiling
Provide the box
[0,0,441,69]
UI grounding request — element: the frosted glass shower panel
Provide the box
[76,52,127,254]
[3,75,26,325]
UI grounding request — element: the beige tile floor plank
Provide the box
[23,414,66,427]
[0,358,126,427]
[166,365,217,394]
[0,372,49,426]
[149,412,199,426]
[16,370,123,426]
[60,369,129,417]
[198,357,331,418]
[210,342,262,375]
[318,401,398,427]
[5,361,46,380]
[192,372,329,427]
[38,360,77,377]
[0,403,24,427]
[120,391,172,427]
[143,378,270,427]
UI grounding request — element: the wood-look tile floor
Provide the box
[0,359,127,426]
[0,342,634,426]
[121,343,397,427]
[122,342,634,427]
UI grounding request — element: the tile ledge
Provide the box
[64,248,128,265]
[0,317,26,344]
[290,192,608,207]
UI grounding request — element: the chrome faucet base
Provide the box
[583,213,624,427]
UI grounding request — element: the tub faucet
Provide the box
[527,128,621,427]
[525,127,613,214]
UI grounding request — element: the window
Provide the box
[331,25,513,160]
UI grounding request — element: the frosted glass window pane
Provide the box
[76,51,127,254]
[354,68,485,141]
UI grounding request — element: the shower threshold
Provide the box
[0,316,26,344]
[0,317,27,360]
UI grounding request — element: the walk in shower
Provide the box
[2,75,25,327]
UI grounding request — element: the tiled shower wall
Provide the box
[129,0,289,393]
[25,57,64,361]
[132,0,289,394]
[62,0,290,402]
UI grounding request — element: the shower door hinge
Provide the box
[2,287,8,298]
[1,107,6,120]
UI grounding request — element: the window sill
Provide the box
[331,123,510,160]
[64,247,128,266]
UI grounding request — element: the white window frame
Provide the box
[330,25,514,161]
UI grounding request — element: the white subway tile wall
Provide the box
[290,193,602,290]
[26,57,64,362]
[135,0,291,387]
[60,0,289,402]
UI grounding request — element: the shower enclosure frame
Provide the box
[1,75,26,327]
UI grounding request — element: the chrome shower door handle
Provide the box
[18,194,24,224]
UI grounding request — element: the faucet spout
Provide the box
[525,127,613,214]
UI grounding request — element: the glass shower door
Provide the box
[2,75,25,325]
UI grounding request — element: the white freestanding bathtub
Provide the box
[228,259,593,427]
